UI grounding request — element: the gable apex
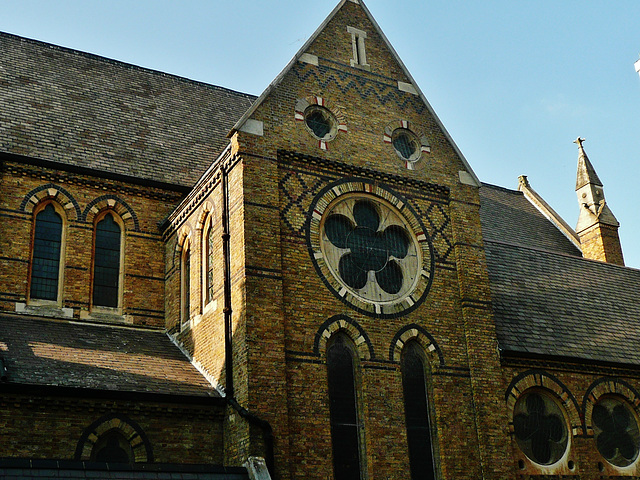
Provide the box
[228,1,480,186]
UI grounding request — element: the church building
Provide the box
[1,1,640,479]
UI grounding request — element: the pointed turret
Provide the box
[574,137,624,265]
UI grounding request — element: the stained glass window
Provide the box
[93,213,121,308]
[391,128,421,163]
[593,397,640,467]
[30,204,63,300]
[304,106,336,140]
[513,391,568,465]
[401,341,435,480]
[327,334,362,480]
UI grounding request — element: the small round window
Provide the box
[513,391,569,466]
[304,105,338,141]
[593,396,640,467]
[392,128,421,162]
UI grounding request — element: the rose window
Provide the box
[513,391,568,466]
[324,200,412,296]
[592,397,640,467]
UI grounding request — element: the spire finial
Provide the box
[573,137,585,151]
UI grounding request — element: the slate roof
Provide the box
[0,32,256,187]
[0,314,217,397]
[480,184,640,366]
[479,183,581,257]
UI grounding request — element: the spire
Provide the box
[573,137,624,265]
[574,137,602,190]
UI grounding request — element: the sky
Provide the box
[2,0,639,268]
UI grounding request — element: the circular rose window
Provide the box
[307,180,434,318]
[513,391,569,466]
[392,128,421,163]
[304,105,338,141]
[593,396,640,467]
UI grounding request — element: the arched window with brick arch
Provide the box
[92,211,124,309]
[327,332,365,480]
[401,340,436,480]
[204,216,215,307]
[181,240,192,330]
[30,202,65,302]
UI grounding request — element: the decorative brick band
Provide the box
[388,324,444,367]
[314,314,373,360]
[82,195,140,231]
[20,183,81,220]
[505,370,582,437]
[582,377,640,436]
[74,413,153,462]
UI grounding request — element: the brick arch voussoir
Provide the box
[583,377,640,436]
[21,183,81,220]
[295,95,348,132]
[196,201,215,230]
[83,195,139,231]
[74,413,153,463]
[505,369,582,437]
[314,314,373,361]
[389,324,444,368]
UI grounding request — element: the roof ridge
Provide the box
[480,182,523,194]
[0,31,257,99]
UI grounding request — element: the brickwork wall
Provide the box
[218,2,513,478]
[502,362,640,479]
[0,161,180,326]
[579,223,625,266]
[0,394,224,464]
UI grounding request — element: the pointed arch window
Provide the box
[327,333,364,480]
[92,213,123,308]
[30,203,64,301]
[181,243,191,330]
[401,341,436,480]
[206,222,215,305]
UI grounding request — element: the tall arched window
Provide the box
[93,213,122,308]
[181,243,191,330]
[30,203,64,301]
[327,333,364,480]
[401,341,436,479]
[206,222,214,305]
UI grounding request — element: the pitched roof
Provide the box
[480,184,640,366]
[0,32,256,187]
[0,314,218,397]
[480,184,582,256]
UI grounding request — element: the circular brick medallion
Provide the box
[307,179,434,318]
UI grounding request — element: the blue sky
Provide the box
[2,0,639,267]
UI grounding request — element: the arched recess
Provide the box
[83,195,139,232]
[314,314,373,360]
[505,370,582,436]
[389,323,444,368]
[583,377,640,436]
[74,413,153,463]
[21,183,81,221]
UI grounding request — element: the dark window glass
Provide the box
[30,204,63,300]
[327,334,362,480]
[93,214,121,307]
[305,107,332,139]
[182,248,191,325]
[325,200,409,294]
[401,342,435,480]
[207,226,214,304]
[393,130,418,160]
[91,431,133,463]
[593,397,640,467]
[513,391,568,465]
